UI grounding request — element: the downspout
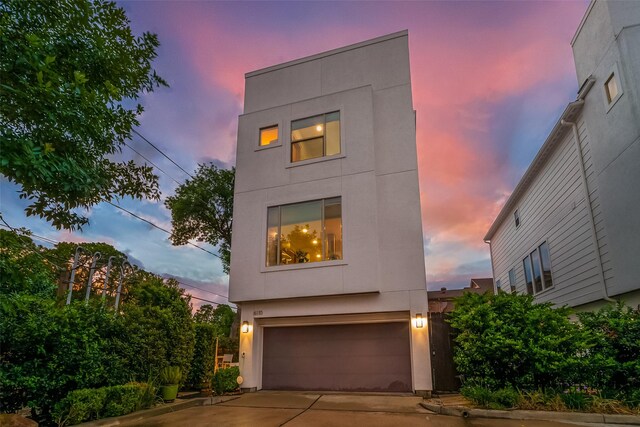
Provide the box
[484,239,497,293]
[561,106,615,303]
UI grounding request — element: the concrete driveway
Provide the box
[121,391,612,427]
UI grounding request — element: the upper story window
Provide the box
[291,111,340,162]
[514,209,520,228]
[266,197,342,266]
[260,125,279,146]
[523,241,553,295]
[605,73,619,104]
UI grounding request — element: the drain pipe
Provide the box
[561,112,615,303]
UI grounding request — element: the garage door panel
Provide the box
[262,322,411,392]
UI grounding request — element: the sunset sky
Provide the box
[1,1,589,307]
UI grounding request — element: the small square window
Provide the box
[495,279,501,291]
[260,125,278,146]
[605,74,619,104]
[514,209,520,228]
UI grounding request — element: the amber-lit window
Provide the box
[266,197,342,266]
[291,112,340,162]
[260,125,279,146]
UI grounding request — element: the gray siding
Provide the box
[491,117,609,307]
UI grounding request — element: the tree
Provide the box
[165,164,234,273]
[193,303,235,337]
[0,0,166,230]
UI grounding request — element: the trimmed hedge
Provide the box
[53,383,155,426]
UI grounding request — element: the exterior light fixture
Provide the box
[241,321,250,333]
[415,313,424,328]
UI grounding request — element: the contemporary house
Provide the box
[229,31,432,394]
[484,0,640,311]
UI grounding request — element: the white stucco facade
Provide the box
[229,31,432,393]
[485,0,640,310]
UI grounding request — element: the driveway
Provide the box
[121,391,616,427]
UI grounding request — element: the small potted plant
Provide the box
[159,366,182,402]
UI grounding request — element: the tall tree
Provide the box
[165,164,234,273]
[0,0,166,229]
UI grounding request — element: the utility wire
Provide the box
[123,141,183,186]
[132,129,194,179]
[105,200,222,259]
[0,215,66,270]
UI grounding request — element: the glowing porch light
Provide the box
[414,313,425,329]
[241,321,250,333]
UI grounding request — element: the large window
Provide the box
[266,197,342,266]
[523,241,553,295]
[291,111,340,162]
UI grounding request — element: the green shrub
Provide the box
[159,366,183,385]
[53,387,108,426]
[449,292,588,390]
[493,388,519,408]
[560,391,590,411]
[53,383,155,426]
[187,323,217,389]
[212,367,240,395]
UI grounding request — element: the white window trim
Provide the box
[260,193,348,273]
[602,62,624,113]
[285,106,346,168]
[525,240,555,296]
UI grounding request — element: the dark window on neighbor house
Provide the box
[291,111,340,162]
[530,248,543,293]
[508,268,516,293]
[522,241,554,295]
[538,241,553,290]
[496,279,501,291]
[514,209,520,227]
[523,257,534,295]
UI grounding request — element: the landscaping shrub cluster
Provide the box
[213,367,241,395]
[0,231,196,425]
[52,383,156,426]
[449,292,640,412]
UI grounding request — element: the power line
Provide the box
[171,278,235,307]
[0,215,66,270]
[105,200,221,259]
[132,129,194,179]
[123,141,183,186]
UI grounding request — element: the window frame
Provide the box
[259,124,280,148]
[262,195,346,272]
[508,268,516,293]
[286,107,345,168]
[522,240,555,295]
[514,209,521,228]
[255,119,283,152]
[602,62,624,113]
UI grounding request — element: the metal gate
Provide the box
[428,312,461,392]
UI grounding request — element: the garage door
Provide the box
[262,322,411,392]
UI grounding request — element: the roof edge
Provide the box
[483,102,583,241]
[571,0,597,46]
[245,30,408,78]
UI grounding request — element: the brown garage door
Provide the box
[262,322,411,392]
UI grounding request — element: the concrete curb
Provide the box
[78,395,240,426]
[420,402,640,425]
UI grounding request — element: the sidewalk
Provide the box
[421,393,640,425]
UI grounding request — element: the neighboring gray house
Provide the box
[485,0,640,311]
[228,31,432,394]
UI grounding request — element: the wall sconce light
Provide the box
[241,321,250,334]
[415,313,424,329]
